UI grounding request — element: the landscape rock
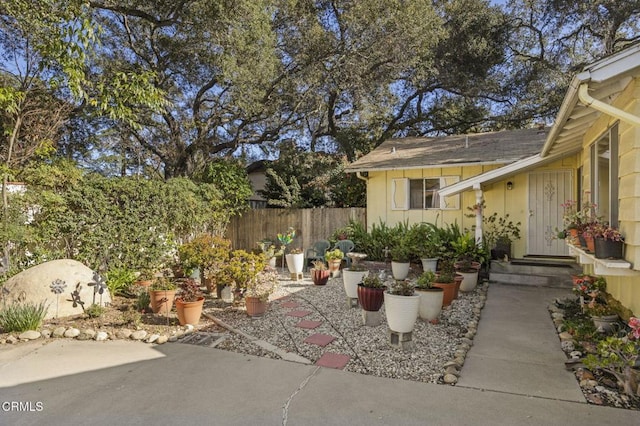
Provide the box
[1,259,111,319]
[64,328,80,338]
[443,374,458,384]
[146,334,160,343]
[19,330,41,340]
[156,335,169,344]
[6,335,17,344]
[95,331,109,341]
[53,327,66,338]
[130,330,147,341]
[115,329,133,340]
[77,329,96,341]
[41,329,52,338]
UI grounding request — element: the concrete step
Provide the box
[489,259,580,288]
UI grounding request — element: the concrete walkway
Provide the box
[1,283,638,425]
[457,283,585,402]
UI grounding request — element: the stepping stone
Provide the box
[296,320,322,329]
[315,352,350,370]
[286,310,312,318]
[304,333,335,347]
[280,301,301,308]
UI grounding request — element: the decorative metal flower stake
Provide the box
[50,279,67,318]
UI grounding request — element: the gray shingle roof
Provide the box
[345,128,548,172]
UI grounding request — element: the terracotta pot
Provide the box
[357,285,385,311]
[149,289,176,315]
[328,259,342,277]
[432,281,456,307]
[312,269,330,286]
[245,296,268,317]
[175,297,205,326]
[583,234,595,252]
[134,280,152,291]
[453,274,463,299]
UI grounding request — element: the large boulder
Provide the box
[1,259,111,320]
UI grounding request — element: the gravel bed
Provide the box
[203,268,488,384]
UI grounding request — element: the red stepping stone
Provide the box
[296,320,322,329]
[286,310,312,318]
[315,353,350,370]
[280,301,301,308]
[304,333,335,347]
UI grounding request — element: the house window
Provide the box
[409,177,460,210]
[590,123,619,227]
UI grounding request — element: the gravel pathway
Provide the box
[202,268,488,384]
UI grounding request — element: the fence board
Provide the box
[227,208,366,252]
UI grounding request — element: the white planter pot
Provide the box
[342,269,368,298]
[420,258,438,273]
[458,270,479,292]
[384,292,420,333]
[415,288,444,321]
[286,253,304,274]
[391,261,410,280]
[268,256,277,268]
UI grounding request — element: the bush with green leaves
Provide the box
[106,268,137,297]
[0,301,48,332]
[6,162,237,276]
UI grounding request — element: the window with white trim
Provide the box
[391,177,460,210]
[590,123,618,227]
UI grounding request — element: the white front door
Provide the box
[527,170,572,256]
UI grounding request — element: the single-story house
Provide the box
[247,160,270,209]
[346,43,640,314]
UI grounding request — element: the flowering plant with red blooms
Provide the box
[629,317,640,340]
[572,275,605,298]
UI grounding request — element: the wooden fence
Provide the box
[226,208,366,252]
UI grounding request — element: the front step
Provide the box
[489,259,581,288]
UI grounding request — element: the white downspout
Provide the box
[356,171,368,182]
[473,183,483,245]
[578,83,640,127]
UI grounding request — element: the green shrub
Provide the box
[0,302,48,332]
[106,268,137,296]
[85,304,105,318]
[135,291,151,313]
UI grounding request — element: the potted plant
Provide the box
[310,260,330,286]
[243,266,279,317]
[481,211,521,260]
[384,279,420,333]
[432,259,458,307]
[178,234,232,296]
[585,302,619,333]
[414,271,444,321]
[257,240,283,268]
[285,247,305,277]
[226,249,267,302]
[325,248,344,277]
[149,276,177,315]
[175,278,205,325]
[592,224,624,259]
[390,237,412,280]
[357,272,386,312]
[342,261,368,299]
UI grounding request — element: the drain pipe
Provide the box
[578,83,640,127]
[356,171,368,182]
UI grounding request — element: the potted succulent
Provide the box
[310,260,330,286]
[390,238,412,280]
[243,266,279,317]
[585,302,619,333]
[175,278,205,325]
[414,271,444,321]
[325,248,344,277]
[384,279,420,333]
[149,276,177,315]
[357,272,386,312]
